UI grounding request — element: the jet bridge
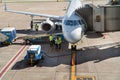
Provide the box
[75,4,93,31]
[76,1,120,32]
[93,5,120,32]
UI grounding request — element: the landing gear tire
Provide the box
[41,56,44,60]
[71,45,76,51]
[26,40,31,45]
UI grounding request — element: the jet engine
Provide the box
[41,19,55,33]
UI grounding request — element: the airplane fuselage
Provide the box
[62,0,86,44]
[62,12,86,44]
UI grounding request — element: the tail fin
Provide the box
[66,0,82,15]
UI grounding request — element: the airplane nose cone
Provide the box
[64,27,82,43]
[71,28,82,41]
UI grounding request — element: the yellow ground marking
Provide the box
[71,51,95,80]
[71,51,76,80]
[76,76,95,80]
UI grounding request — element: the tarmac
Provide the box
[0,1,120,80]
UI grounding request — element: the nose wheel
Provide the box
[71,45,76,51]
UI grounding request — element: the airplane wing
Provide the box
[4,2,63,20]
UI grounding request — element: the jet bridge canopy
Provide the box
[75,5,93,31]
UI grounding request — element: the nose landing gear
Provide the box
[71,45,76,51]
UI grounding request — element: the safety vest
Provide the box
[35,24,39,29]
[55,38,57,44]
[55,37,62,45]
[49,35,53,41]
[58,37,62,44]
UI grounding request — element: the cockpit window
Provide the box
[78,20,82,25]
[66,20,74,26]
[64,20,82,26]
[81,19,85,24]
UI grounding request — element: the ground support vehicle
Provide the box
[0,27,16,45]
[24,45,44,65]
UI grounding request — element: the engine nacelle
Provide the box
[41,19,55,33]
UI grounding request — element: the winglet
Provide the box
[4,0,7,11]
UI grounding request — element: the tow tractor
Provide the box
[24,45,44,65]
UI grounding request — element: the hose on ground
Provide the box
[43,52,71,58]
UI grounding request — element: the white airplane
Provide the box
[4,0,87,49]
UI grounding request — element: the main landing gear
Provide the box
[30,16,34,30]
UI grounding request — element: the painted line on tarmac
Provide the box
[71,51,76,80]
[0,45,27,79]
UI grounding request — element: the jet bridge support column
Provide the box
[30,16,34,30]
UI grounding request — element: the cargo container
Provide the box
[1,27,16,44]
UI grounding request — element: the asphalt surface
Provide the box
[0,1,120,80]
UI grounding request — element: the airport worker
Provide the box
[55,36,59,49]
[55,36,62,49]
[30,21,33,30]
[52,35,56,45]
[35,24,39,31]
[49,34,54,46]
[58,36,62,49]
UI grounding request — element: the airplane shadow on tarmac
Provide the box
[85,32,103,38]
[11,41,120,70]
[76,42,120,64]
